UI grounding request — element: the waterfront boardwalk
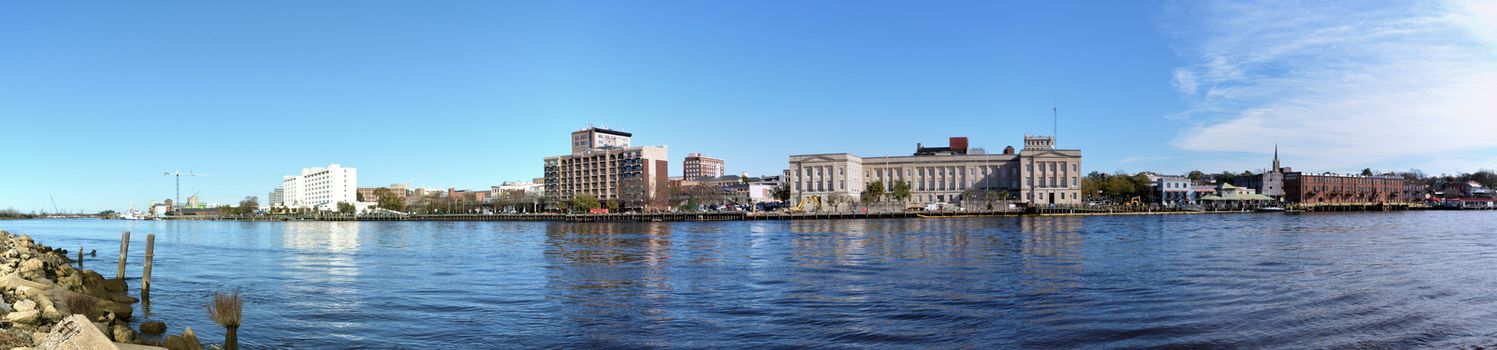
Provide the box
[145,202,1468,223]
[136,199,1493,223]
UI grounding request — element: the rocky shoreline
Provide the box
[0,230,204,350]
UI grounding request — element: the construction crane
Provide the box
[163,170,210,215]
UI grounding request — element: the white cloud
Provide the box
[1162,0,1497,174]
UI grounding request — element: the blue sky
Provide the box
[3,1,1495,212]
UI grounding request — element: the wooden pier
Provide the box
[1289,203,1413,212]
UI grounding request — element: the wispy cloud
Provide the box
[1161,0,1497,174]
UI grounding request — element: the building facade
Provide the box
[1231,146,1288,199]
[571,126,632,154]
[545,127,670,211]
[1150,174,1195,205]
[748,175,782,204]
[787,135,1081,207]
[1442,181,1494,199]
[683,153,725,179]
[492,180,545,199]
[1283,172,1407,204]
[356,184,409,204]
[280,163,359,210]
[679,175,751,205]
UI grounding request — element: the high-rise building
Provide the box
[683,153,725,179]
[269,187,284,208]
[545,127,669,211]
[280,163,358,210]
[788,134,1082,206]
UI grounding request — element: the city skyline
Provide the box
[4,1,1496,212]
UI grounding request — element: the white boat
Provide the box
[1256,207,1286,212]
[119,202,146,220]
[119,210,146,220]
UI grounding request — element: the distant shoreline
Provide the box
[60,204,1480,223]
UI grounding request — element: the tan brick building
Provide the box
[544,127,669,211]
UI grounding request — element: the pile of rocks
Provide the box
[0,230,197,350]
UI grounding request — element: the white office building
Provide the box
[788,135,1082,207]
[281,163,358,210]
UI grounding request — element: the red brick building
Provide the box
[684,153,725,179]
[1283,172,1407,204]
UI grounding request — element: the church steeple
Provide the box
[1272,144,1280,173]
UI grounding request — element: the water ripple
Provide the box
[2,212,1496,348]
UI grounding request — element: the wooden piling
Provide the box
[143,234,155,297]
[117,231,130,280]
[77,245,83,268]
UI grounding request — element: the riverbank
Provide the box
[0,229,201,349]
[133,204,1459,222]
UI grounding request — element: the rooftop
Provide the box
[578,126,632,137]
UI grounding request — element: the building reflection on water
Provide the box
[1016,216,1085,308]
[536,217,1089,347]
[543,222,676,347]
[279,222,365,334]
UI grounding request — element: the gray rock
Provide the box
[164,335,187,350]
[18,259,42,273]
[6,310,40,324]
[36,314,115,350]
[0,273,52,291]
[101,278,127,293]
[181,326,203,350]
[111,322,137,343]
[14,299,36,312]
[140,320,167,335]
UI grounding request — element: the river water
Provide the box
[2,211,1496,349]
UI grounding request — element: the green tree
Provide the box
[572,194,600,212]
[1081,171,1106,199]
[862,180,885,204]
[826,194,848,212]
[238,196,259,215]
[771,183,791,202]
[1187,170,1206,182]
[373,188,405,212]
[890,180,912,203]
[607,198,620,211]
[1212,171,1236,185]
[1361,168,1374,176]
[356,191,365,202]
[337,202,355,214]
